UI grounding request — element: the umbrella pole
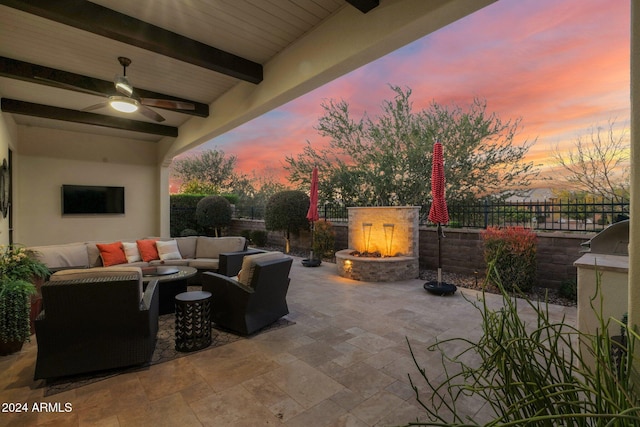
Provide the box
[309,221,315,260]
[437,223,443,284]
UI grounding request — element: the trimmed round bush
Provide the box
[265,190,310,252]
[195,195,232,237]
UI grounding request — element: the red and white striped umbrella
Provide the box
[306,167,319,222]
[428,142,449,225]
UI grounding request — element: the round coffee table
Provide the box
[142,266,197,314]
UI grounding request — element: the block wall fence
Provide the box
[229,219,592,289]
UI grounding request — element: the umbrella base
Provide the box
[301,258,322,267]
[423,281,457,296]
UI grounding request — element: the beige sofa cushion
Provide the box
[29,243,90,269]
[237,251,284,287]
[50,266,143,299]
[195,236,245,259]
[175,236,197,259]
[188,258,219,271]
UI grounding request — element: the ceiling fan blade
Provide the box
[138,105,166,122]
[140,98,196,111]
[82,102,110,112]
[34,76,108,98]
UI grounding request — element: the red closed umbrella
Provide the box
[428,142,449,285]
[306,167,319,222]
[428,142,449,225]
[304,167,321,266]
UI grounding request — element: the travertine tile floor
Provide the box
[1,257,576,426]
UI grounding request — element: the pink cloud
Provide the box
[189,0,630,189]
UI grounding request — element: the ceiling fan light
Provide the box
[110,97,139,113]
[114,75,133,97]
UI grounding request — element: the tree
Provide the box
[284,86,538,206]
[172,149,238,194]
[195,195,232,237]
[552,120,630,202]
[264,190,310,253]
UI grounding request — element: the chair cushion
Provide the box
[137,239,160,262]
[195,236,246,259]
[237,251,284,287]
[122,242,142,263]
[156,240,182,261]
[96,242,127,267]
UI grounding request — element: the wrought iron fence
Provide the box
[444,198,629,231]
[175,198,629,232]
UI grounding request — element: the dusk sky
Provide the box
[176,0,630,190]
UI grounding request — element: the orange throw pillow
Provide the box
[136,239,159,262]
[96,242,127,267]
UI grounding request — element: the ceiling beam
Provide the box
[0,0,263,84]
[346,0,380,13]
[0,57,209,118]
[1,98,178,138]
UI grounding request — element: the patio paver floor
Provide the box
[0,256,576,426]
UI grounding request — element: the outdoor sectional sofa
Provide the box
[28,236,253,280]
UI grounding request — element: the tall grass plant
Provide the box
[404,260,640,426]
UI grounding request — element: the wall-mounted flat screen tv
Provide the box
[61,185,125,215]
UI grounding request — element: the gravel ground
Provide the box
[418,269,576,307]
[257,246,577,307]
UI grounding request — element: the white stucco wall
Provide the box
[0,112,17,246]
[13,126,161,246]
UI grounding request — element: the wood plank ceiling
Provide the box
[0,0,378,140]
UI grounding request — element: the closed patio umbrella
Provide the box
[425,142,456,295]
[303,167,321,267]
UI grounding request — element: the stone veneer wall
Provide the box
[347,206,420,256]
[229,219,591,289]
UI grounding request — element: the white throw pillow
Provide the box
[156,240,182,261]
[122,242,141,263]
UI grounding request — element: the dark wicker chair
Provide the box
[202,256,293,335]
[34,271,159,380]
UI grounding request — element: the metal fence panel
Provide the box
[174,198,628,232]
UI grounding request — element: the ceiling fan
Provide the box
[40,57,195,122]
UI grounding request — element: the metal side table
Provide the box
[174,291,212,352]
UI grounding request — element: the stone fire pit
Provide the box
[335,249,418,282]
[335,206,420,282]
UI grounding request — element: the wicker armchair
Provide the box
[34,267,159,380]
[202,255,293,335]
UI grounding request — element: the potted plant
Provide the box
[307,219,336,266]
[0,245,49,355]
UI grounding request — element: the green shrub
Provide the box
[240,229,253,243]
[179,228,199,237]
[250,230,268,247]
[195,195,232,237]
[170,194,204,236]
[559,278,577,302]
[312,220,335,259]
[481,226,537,292]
